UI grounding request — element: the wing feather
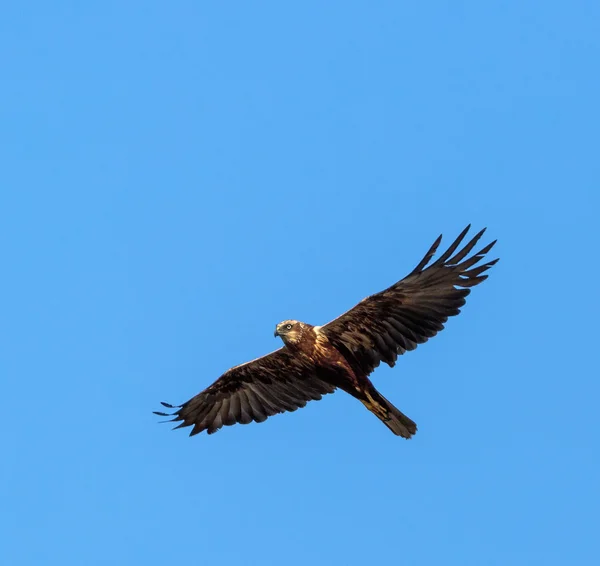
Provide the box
[237,391,254,425]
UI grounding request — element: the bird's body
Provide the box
[155,225,498,438]
[272,321,418,437]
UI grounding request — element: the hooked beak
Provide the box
[274,326,280,338]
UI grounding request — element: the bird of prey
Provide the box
[154,225,498,438]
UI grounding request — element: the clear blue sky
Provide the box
[1,2,598,565]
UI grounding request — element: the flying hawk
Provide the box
[155,225,498,438]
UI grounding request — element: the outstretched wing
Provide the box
[320,225,498,376]
[154,348,336,436]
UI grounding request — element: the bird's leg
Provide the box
[358,388,391,422]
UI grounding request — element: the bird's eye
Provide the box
[286,324,293,330]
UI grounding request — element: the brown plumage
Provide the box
[154,225,498,438]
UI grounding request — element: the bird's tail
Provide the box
[361,390,417,439]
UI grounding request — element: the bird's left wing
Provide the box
[320,225,498,376]
[154,347,336,436]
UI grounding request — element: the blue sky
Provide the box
[1,2,598,565]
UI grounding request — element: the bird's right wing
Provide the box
[154,347,336,436]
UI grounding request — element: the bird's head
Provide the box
[274,320,308,346]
